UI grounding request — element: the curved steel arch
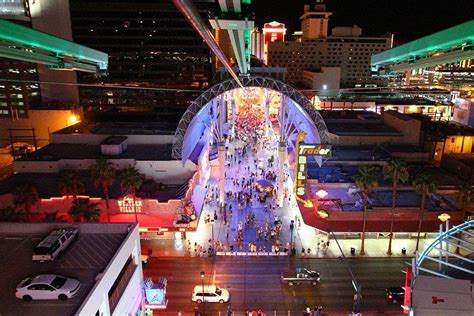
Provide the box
[172,76,330,159]
[414,219,474,280]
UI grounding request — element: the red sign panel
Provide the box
[403,266,412,314]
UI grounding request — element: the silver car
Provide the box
[16,274,81,301]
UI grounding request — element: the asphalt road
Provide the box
[143,257,407,315]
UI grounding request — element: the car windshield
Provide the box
[34,247,50,255]
[215,287,222,295]
[22,278,32,287]
[50,276,67,289]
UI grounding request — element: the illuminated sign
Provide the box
[118,197,142,213]
[294,132,332,202]
[299,144,331,156]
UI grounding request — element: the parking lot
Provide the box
[0,230,126,316]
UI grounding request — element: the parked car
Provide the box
[16,274,81,301]
[386,287,405,303]
[191,285,230,304]
[281,267,321,286]
[32,227,78,262]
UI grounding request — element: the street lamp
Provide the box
[330,231,362,315]
[211,219,215,242]
[290,219,295,255]
[200,271,205,315]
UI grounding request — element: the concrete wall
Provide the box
[302,67,340,95]
[50,133,174,145]
[330,133,405,146]
[0,109,80,147]
[28,0,80,106]
[382,111,421,145]
[135,160,195,184]
[13,159,195,184]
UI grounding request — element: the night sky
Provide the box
[254,0,474,44]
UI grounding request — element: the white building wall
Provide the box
[13,159,195,184]
[51,133,175,145]
[135,160,196,184]
[76,224,143,316]
[28,0,80,105]
[112,241,143,316]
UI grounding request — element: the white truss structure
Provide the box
[172,76,330,160]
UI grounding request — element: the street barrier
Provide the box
[216,251,289,257]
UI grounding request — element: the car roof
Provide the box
[193,285,217,292]
[31,274,60,284]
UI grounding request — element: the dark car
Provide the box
[386,287,405,303]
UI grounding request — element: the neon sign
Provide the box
[118,197,142,213]
[294,132,331,203]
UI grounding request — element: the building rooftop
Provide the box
[0,223,131,316]
[384,110,412,121]
[55,120,176,136]
[321,110,401,136]
[326,122,401,136]
[18,143,173,161]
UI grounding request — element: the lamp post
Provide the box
[200,271,205,315]
[211,219,215,242]
[290,219,295,255]
[329,231,362,314]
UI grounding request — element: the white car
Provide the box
[16,274,81,301]
[192,285,230,304]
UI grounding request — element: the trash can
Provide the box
[350,247,356,255]
[402,247,406,255]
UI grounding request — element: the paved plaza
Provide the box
[142,134,438,259]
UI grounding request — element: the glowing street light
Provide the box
[200,271,205,313]
[438,213,450,222]
[69,114,79,125]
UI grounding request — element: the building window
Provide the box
[108,255,137,313]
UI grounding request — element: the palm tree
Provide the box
[89,158,116,222]
[58,169,85,201]
[43,211,66,223]
[0,206,25,222]
[455,182,472,253]
[119,166,143,222]
[13,183,39,222]
[413,173,437,253]
[383,159,409,255]
[354,165,379,255]
[68,198,102,222]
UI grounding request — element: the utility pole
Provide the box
[330,231,362,315]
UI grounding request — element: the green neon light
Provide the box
[242,0,251,4]
[244,28,251,71]
[372,20,474,66]
[0,18,108,68]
